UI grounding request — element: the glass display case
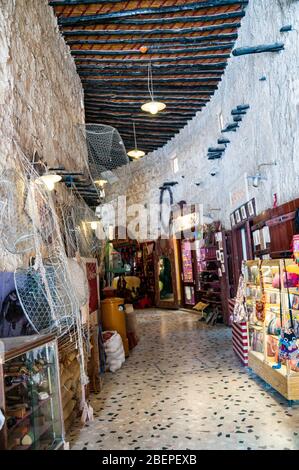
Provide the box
[244,259,299,402]
[0,334,65,450]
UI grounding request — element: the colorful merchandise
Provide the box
[233,274,248,323]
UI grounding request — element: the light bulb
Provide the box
[36,174,62,191]
[46,180,55,191]
[95,179,107,187]
[141,100,166,115]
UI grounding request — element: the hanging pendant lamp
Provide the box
[141,62,166,115]
[127,122,145,159]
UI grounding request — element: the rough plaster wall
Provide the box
[0,0,88,270]
[106,0,299,229]
[0,0,87,171]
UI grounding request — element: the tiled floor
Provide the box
[69,309,299,450]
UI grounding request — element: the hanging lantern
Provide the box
[127,122,145,159]
[141,62,166,115]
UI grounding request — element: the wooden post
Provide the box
[232,43,284,56]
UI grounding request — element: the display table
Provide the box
[249,350,299,401]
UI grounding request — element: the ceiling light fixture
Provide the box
[141,62,166,115]
[127,121,145,159]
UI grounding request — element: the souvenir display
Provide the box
[244,259,299,401]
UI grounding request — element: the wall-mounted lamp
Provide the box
[33,153,62,191]
[247,161,277,188]
[90,221,98,230]
[36,173,62,191]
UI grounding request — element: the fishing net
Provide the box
[0,143,78,338]
[57,187,103,258]
[0,170,35,255]
[67,258,89,308]
[82,123,131,196]
[0,140,100,423]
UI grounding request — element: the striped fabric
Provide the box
[232,321,249,366]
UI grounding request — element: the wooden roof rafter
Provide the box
[49,0,248,189]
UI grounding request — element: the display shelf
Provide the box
[0,335,65,451]
[5,381,27,393]
[245,258,299,401]
[7,395,52,434]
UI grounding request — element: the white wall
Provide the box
[106,0,299,228]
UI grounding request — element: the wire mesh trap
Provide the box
[83,123,132,196]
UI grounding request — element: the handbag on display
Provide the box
[255,261,266,322]
[233,273,248,323]
[267,316,282,336]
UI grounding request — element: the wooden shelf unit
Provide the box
[245,259,299,402]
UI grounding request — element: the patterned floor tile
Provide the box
[69,309,299,450]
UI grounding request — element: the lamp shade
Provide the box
[95,179,107,187]
[141,100,166,115]
[36,174,62,191]
[127,149,145,159]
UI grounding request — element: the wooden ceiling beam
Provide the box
[84,89,213,96]
[81,76,220,84]
[78,69,224,78]
[87,119,188,129]
[72,48,230,58]
[85,103,201,111]
[82,84,217,92]
[84,95,208,101]
[74,56,227,64]
[62,10,245,28]
[84,100,206,107]
[57,2,249,26]
[77,61,226,71]
[85,116,189,126]
[65,23,239,40]
[69,40,234,51]
[106,12,245,26]
[51,0,134,4]
[86,108,200,117]
[68,31,237,42]
[122,134,176,140]
[85,104,199,112]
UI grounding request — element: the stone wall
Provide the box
[0,0,87,171]
[106,0,299,229]
[0,0,88,269]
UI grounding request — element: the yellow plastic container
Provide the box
[101,297,129,357]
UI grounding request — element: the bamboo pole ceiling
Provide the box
[50,0,248,155]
